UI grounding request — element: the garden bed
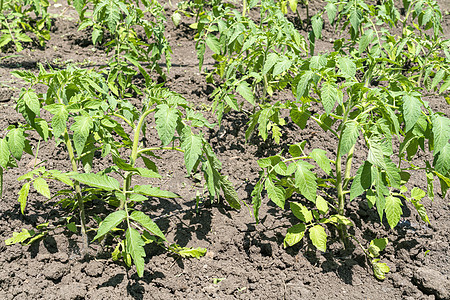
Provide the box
[0,0,449,299]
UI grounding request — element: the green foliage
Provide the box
[0,0,52,51]
[195,0,307,140]
[244,0,449,280]
[168,244,207,259]
[2,0,448,283]
[3,64,240,277]
[75,0,171,80]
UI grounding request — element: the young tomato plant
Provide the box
[3,65,241,276]
[195,0,307,142]
[74,0,172,83]
[278,0,311,29]
[252,28,450,279]
[0,0,52,51]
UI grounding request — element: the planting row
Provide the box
[1,0,449,280]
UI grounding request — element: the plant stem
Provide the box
[343,144,355,190]
[64,130,89,256]
[335,148,349,249]
[120,108,154,209]
[137,146,184,155]
[334,100,353,249]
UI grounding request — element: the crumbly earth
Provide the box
[0,1,449,299]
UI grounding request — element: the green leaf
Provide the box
[296,71,313,98]
[251,180,263,223]
[22,90,40,115]
[367,137,387,170]
[0,138,10,168]
[411,187,426,200]
[288,0,298,12]
[325,215,353,226]
[130,211,166,241]
[16,33,33,43]
[70,115,93,155]
[310,148,331,175]
[169,244,207,258]
[224,94,239,111]
[310,55,328,70]
[92,210,126,241]
[337,57,356,78]
[33,178,50,199]
[48,170,74,187]
[321,82,338,115]
[73,0,85,14]
[290,108,310,129]
[265,178,285,209]
[5,228,35,245]
[372,259,390,280]
[273,56,292,76]
[315,195,329,214]
[70,173,120,191]
[18,182,30,214]
[262,52,278,75]
[436,171,450,197]
[181,128,203,175]
[136,167,161,179]
[171,11,182,27]
[339,120,359,156]
[126,227,146,277]
[431,69,445,91]
[403,94,421,132]
[359,30,373,54]
[206,34,221,54]
[385,196,402,229]
[154,104,179,146]
[411,198,430,224]
[283,223,306,248]
[7,128,25,161]
[133,185,179,198]
[439,77,450,94]
[35,119,49,141]
[311,16,323,39]
[289,142,306,158]
[95,0,125,33]
[309,225,327,252]
[325,2,337,23]
[44,104,68,139]
[66,222,77,233]
[294,161,317,202]
[350,161,374,200]
[426,171,434,201]
[290,202,312,223]
[368,238,388,258]
[180,247,207,258]
[432,115,450,154]
[219,175,241,209]
[350,8,362,32]
[384,158,401,189]
[236,81,255,105]
[434,143,450,175]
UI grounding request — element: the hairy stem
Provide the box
[137,146,184,155]
[64,130,89,255]
[335,100,353,249]
[335,148,349,249]
[120,108,154,209]
[343,144,355,190]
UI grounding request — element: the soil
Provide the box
[0,1,449,299]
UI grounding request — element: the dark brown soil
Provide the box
[0,1,449,299]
